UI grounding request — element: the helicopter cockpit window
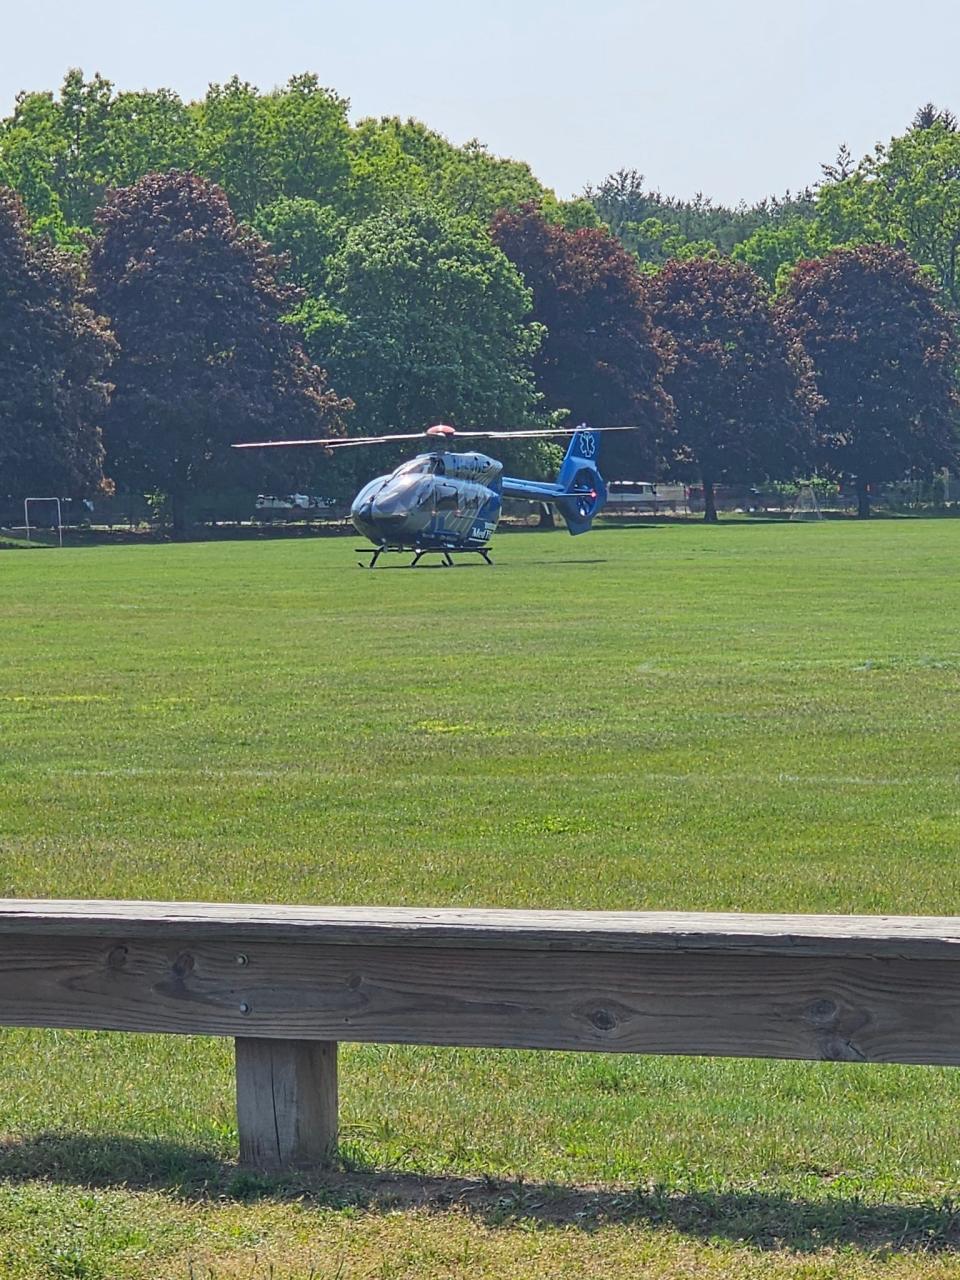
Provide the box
[394,457,437,478]
[434,484,460,510]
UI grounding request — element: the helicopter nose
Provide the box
[350,476,391,540]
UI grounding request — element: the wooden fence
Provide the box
[1,899,958,1169]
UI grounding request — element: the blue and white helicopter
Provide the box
[235,423,630,566]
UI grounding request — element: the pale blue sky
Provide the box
[4,0,959,205]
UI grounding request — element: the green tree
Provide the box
[910,103,957,132]
[0,187,114,497]
[252,197,347,293]
[870,123,960,308]
[587,168,816,258]
[625,216,717,271]
[646,258,817,521]
[304,204,541,444]
[1,72,560,241]
[196,76,353,219]
[103,88,199,190]
[0,86,80,242]
[543,197,603,230]
[814,123,960,308]
[348,118,546,222]
[731,218,825,289]
[39,69,115,231]
[346,117,430,215]
[778,245,960,517]
[0,74,198,244]
[89,171,350,533]
[194,77,276,219]
[437,136,546,220]
[265,74,352,205]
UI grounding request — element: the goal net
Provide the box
[23,497,64,546]
[789,485,823,522]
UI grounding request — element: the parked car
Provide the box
[254,494,338,520]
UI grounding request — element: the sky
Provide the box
[3,0,960,206]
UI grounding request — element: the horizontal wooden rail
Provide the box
[1,899,959,1169]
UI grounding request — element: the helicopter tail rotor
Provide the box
[554,430,608,535]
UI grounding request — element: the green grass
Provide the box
[3,520,960,1277]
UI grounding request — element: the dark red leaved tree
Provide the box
[491,203,671,476]
[646,257,818,520]
[89,171,350,532]
[778,245,960,517]
[0,186,114,499]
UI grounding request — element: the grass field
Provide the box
[3,519,960,1278]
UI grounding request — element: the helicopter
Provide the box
[234,423,631,566]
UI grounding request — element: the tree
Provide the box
[543,197,603,231]
[47,69,114,231]
[730,218,825,289]
[910,103,957,133]
[1,71,570,246]
[586,168,817,259]
[490,203,671,474]
[346,118,430,216]
[252,197,347,293]
[820,143,855,184]
[0,187,114,497]
[348,117,547,222]
[777,245,960,517]
[89,171,350,533]
[265,74,353,207]
[645,258,817,521]
[301,204,542,444]
[103,87,198,191]
[815,124,960,308]
[870,124,960,309]
[625,217,718,271]
[194,77,278,220]
[0,91,72,241]
[0,73,199,245]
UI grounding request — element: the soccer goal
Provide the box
[789,485,823,522]
[23,497,64,547]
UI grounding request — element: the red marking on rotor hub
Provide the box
[425,424,457,438]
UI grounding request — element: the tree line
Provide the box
[1,73,959,528]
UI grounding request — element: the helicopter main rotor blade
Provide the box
[448,426,636,440]
[233,432,435,450]
[232,425,638,450]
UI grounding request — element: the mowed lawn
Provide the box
[3,520,960,1279]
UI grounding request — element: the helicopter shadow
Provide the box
[520,557,609,566]
[362,561,490,570]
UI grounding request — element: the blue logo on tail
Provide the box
[575,430,598,459]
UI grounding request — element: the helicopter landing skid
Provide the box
[358,544,493,568]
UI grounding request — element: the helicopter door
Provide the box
[433,483,460,512]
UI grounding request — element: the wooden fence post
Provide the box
[235,1038,338,1169]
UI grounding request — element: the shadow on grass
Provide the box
[516,557,609,566]
[1,1133,959,1254]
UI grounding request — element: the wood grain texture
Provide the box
[1,933,959,1064]
[235,1038,337,1169]
[1,899,960,959]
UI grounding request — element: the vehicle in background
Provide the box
[606,481,688,513]
[254,494,339,521]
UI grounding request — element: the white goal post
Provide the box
[23,497,64,547]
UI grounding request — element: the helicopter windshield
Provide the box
[393,456,438,478]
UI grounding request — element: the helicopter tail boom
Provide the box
[501,430,608,535]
